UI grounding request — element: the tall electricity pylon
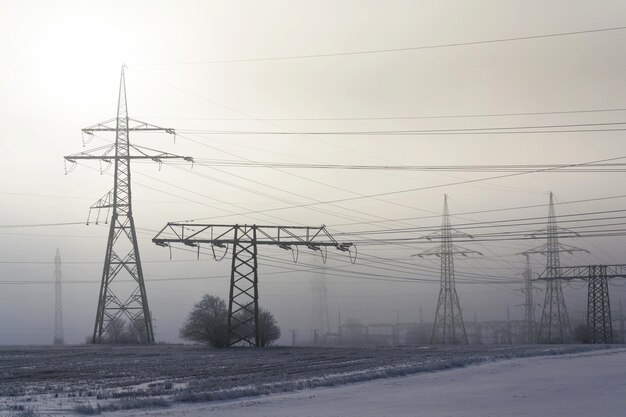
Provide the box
[311,258,331,339]
[413,195,481,344]
[523,192,588,343]
[65,66,192,344]
[53,249,64,345]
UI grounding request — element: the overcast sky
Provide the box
[1,0,625,344]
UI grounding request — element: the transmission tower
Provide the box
[413,195,481,344]
[537,264,624,343]
[474,310,483,344]
[523,192,588,343]
[520,253,540,343]
[53,249,64,345]
[311,257,331,339]
[153,223,355,347]
[64,66,192,344]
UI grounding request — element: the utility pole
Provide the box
[413,195,481,344]
[65,66,192,344]
[53,249,64,345]
[522,192,588,343]
[153,223,354,347]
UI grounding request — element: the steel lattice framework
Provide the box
[153,223,354,347]
[311,258,331,340]
[522,192,588,343]
[53,249,64,345]
[520,253,539,344]
[65,67,192,344]
[537,264,625,343]
[413,195,481,344]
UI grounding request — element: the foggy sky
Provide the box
[1,0,625,344]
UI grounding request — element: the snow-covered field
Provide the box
[0,344,620,416]
[134,348,626,417]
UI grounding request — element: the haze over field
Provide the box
[1,0,626,345]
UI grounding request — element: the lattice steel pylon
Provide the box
[520,253,538,343]
[587,265,612,343]
[537,264,623,344]
[64,66,192,344]
[522,192,588,343]
[413,195,481,344]
[53,249,64,345]
[153,223,355,347]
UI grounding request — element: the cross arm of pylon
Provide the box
[537,264,626,280]
[522,243,589,256]
[528,226,586,239]
[129,144,194,163]
[152,223,353,250]
[556,243,590,255]
[412,244,481,258]
[452,244,483,256]
[411,246,444,258]
[64,145,193,163]
[419,228,474,241]
[82,118,175,134]
[64,145,115,162]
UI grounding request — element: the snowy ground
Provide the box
[109,348,626,417]
[0,344,622,416]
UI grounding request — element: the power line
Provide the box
[0,222,86,229]
[337,209,626,237]
[177,155,626,222]
[138,25,626,65]
[177,159,626,173]
[177,121,626,136]
[136,106,626,122]
[329,193,626,228]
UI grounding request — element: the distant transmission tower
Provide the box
[311,258,330,339]
[520,253,539,343]
[65,66,192,343]
[53,249,64,345]
[413,195,481,344]
[523,192,588,343]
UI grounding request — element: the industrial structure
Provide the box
[520,253,539,343]
[53,249,64,345]
[522,192,588,343]
[153,223,354,347]
[537,264,626,344]
[413,195,481,344]
[64,67,192,343]
[311,258,331,344]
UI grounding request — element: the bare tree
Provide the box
[180,295,281,347]
[92,317,148,344]
[180,295,229,348]
[258,308,281,347]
